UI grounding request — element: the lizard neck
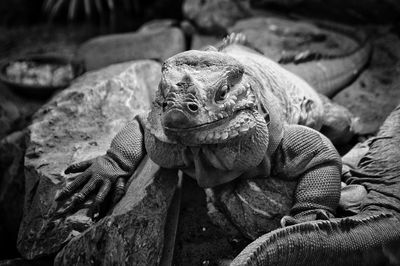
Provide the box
[144,116,277,187]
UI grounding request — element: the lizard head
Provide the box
[146,49,268,146]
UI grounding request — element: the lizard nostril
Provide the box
[163,109,194,129]
[187,103,199,113]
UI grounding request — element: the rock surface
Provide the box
[334,29,400,135]
[174,178,249,265]
[0,131,27,259]
[191,34,220,51]
[0,258,52,266]
[183,0,251,34]
[77,27,185,71]
[0,99,20,138]
[137,19,179,33]
[17,60,161,259]
[54,157,178,266]
[206,178,296,240]
[0,86,43,139]
[251,0,400,23]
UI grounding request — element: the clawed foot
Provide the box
[53,157,128,219]
[280,209,334,227]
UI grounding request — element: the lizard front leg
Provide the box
[55,115,146,216]
[272,124,341,226]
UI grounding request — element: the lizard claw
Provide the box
[111,177,126,206]
[55,172,91,201]
[54,192,86,217]
[64,159,94,174]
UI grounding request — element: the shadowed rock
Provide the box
[78,27,185,71]
[0,131,27,259]
[206,178,296,240]
[183,0,251,34]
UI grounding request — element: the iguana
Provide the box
[55,30,369,227]
[231,103,400,266]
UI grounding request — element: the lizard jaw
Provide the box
[163,109,258,145]
[163,112,231,132]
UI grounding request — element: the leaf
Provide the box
[49,0,67,19]
[84,0,92,17]
[43,0,55,13]
[68,0,78,20]
[132,0,140,12]
[94,0,104,15]
[107,0,114,10]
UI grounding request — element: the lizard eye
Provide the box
[215,85,229,103]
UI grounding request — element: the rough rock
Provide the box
[0,131,27,259]
[183,0,252,34]
[137,19,179,33]
[334,29,400,135]
[174,178,249,265]
[0,99,20,138]
[0,258,52,266]
[77,27,185,71]
[251,0,400,23]
[0,86,43,139]
[54,157,178,266]
[229,16,358,62]
[17,60,161,259]
[0,258,30,266]
[191,34,220,50]
[206,178,296,240]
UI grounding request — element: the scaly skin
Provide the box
[56,32,369,226]
[231,104,400,266]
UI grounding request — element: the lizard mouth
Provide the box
[163,112,231,132]
[163,109,257,143]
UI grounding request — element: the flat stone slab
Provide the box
[17,60,161,259]
[183,0,250,34]
[78,27,185,71]
[191,34,220,50]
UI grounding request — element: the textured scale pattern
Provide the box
[107,119,145,172]
[347,105,400,215]
[273,125,341,219]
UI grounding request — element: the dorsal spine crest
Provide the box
[218,33,248,51]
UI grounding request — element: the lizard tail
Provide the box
[282,23,372,97]
[231,212,400,266]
